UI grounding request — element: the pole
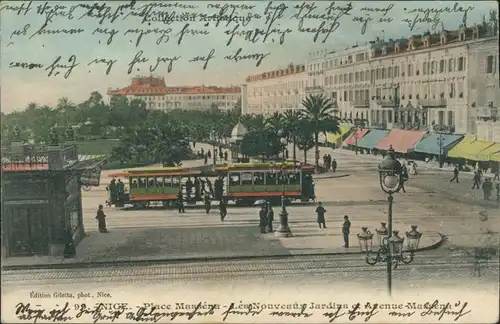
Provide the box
[387,193,393,296]
[276,143,292,237]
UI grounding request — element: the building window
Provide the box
[448,58,454,72]
[355,72,359,82]
[343,74,347,83]
[486,55,494,73]
[447,111,453,126]
[376,69,380,80]
[334,75,338,84]
[457,57,464,71]
[325,77,329,85]
[394,66,399,77]
[439,60,445,73]
[431,61,436,74]
[382,68,386,79]
[407,65,412,77]
[349,73,353,83]
[329,76,333,85]
[449,83,455,98]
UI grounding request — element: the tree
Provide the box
[301,94,340,170]
[295,127,315,164]
[283,109,301,161]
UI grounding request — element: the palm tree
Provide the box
[301,94,340,170]
[283,109,301,161]
[56,97,75,126]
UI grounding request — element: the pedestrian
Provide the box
[204,193,211,214]
[482,178,493,200]
[259,205,268,233]
[177,190,185,213]
[193,141,196,148]
[185,177,193,200]
[224,151,228,161]
[399,166,408,193]
[450,166,459,183]
[411,161,418,175]
[206,177,214,197]
[494,170,499,181]
[207,149,212,159]
[204,154,208,165]
[266,202,274,233]
[472,171,481,189]
[342,215,351,248]
[63,226,76,258]
[219,199,228,221]
[315,202,327,229]
[95,204,108,233]
[332,159,337,172]
[219,149,223,161]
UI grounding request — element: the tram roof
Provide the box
[216,162,314,171]
[108,167,202,178]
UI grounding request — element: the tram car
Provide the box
[107,167,204,208]
[215,162,316,205]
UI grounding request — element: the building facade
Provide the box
[107,76,241,111]
[245,65,306,115]
[304,23,499,135]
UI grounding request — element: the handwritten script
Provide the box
[1,1,476,77]
[13,299,472,322]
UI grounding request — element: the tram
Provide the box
[215,162,316,205]
[107,167,203,208]
[106,162,316,208]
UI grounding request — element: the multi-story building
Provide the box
[245,65,306,115]
[304,23,499,135]
[107,76,241,111]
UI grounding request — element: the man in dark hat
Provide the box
[342,215,351,248]
[177,190,185,213]
[203,193,211,214]
[259,205,268,233]
[315,202,327,229]
[266,202,274,233]
[219,199,228,221]
[96,204,108,233]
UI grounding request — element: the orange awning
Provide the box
[109,170,201,177]
[376,130,427,153]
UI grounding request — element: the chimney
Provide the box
[394,42,400,53]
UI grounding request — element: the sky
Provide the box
[0,0,497,113]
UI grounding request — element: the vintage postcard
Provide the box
[1,0,499,323]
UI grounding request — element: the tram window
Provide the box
[172,176,180,185]
[148,177,155,188]
[130,177,139,189]
[241,172,252,185]
[229,173,241,185]
[265,172,277,185]
[156,176,164,188]
[277,172,289,185]
[164,176,172,187]
[289,172,300,184]
[138,177,147,188]
[253,172,264,185]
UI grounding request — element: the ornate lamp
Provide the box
[405,225,423,251]
[388,230,404,259]
[376,222,389,247]
[378,146,403,194]
[357,227,374,253]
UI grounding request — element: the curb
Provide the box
[314,173,350,180]
[1,234,445,271]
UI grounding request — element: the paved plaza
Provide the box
[4,142,500,269]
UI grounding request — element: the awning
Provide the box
[412,133,463,155]
[491,152,500,162]
[448,137,496,161]
[376,130,427,153]
[356,129,390,149]
[326,126,351,144]
[343,129,369,146]
[476,143,500,161]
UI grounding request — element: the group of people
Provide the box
[196,147,229,165]
[322,154,337,172]
[315,202,351,248]
[185,177,214,200]
[451,166,500,201]
[258,202,275,233]
[106,178,125,206]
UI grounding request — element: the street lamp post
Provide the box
[437,133,444,168]
[357,147,423,296]
[275,130,292,238]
